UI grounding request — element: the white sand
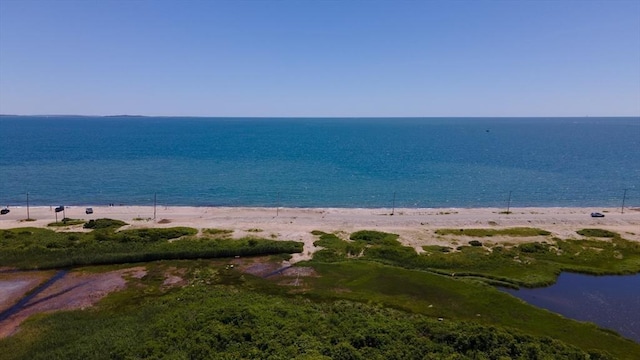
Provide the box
[1,206,639,262]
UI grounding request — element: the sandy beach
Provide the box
[1,205,639,262]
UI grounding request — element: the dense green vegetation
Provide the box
[2,260,634,359]
[0,221,302,269]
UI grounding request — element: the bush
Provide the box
[519,242,548,253]
[84,218,127,229]
[203,228,233,237]
[48,219,85,227]
[576,229,618,238]
[350,231,399,245]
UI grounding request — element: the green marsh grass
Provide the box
[2,260,636,359]
[2,228,639,359]
[303,261,638,359]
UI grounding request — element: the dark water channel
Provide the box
[502,273,640,343]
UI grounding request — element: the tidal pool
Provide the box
[502,273,640,343]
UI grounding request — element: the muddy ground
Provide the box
[0,258,309,339]
[0,267,146,338]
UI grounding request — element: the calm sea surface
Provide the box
[503,273,640,343]
[1,116,638,207]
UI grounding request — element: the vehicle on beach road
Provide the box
[590,212,605,218]
[0,208,9,215]
[85,208,93,214]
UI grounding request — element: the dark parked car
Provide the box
[0,208,9,215]
[590,212,605,218]
[85,208,94,214]
[55,206,64,213]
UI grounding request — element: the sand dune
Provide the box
[1,205,638,263]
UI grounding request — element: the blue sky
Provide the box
[1,0,639,117]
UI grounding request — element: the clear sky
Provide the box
[0,0,639,117]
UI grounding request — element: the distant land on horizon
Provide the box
[2,114,639,119]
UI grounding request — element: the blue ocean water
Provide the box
[0,116,638,208]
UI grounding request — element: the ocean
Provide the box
[1,116,638,208]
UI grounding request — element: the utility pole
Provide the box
[621,189,628,214]
[153,193,157,221]
[26,192,30,220]
[391,192,396,216]
[277,192,280,217]
[506,191,512,214]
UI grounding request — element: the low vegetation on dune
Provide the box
[202,228,234,238]
[0,219,302,269]
[576,228,619,238]
[310,228,640,288]
[83,218,127,230]
[435,227,551,237]
[47,218,86,227]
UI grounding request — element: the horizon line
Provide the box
[2,114,640,119]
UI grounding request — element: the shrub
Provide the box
[576,229,618,238]
[518,242,548,253]
[48,219,85,227]
[350,231,399,245]
[84,218,127,229]
[204,228,233,237]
